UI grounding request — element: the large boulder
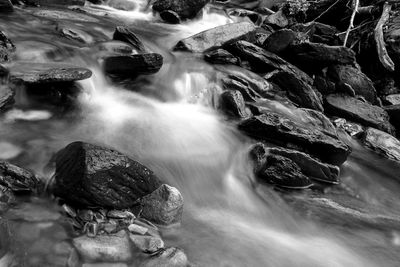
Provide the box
[325,95,395,135]
[103,53,163,77]
[139,184,184,226]
[53,141,163,209]
[173,22,256,53]
[0,31,15,63]
[362,127,400,162]
[239,112,351,165]
[10,62,92,84]
[327,65,378,104]
[152,0,209,21]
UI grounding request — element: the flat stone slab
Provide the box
[9,62,92,84]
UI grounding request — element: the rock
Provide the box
[325,95,395,135]
[104,54,163,77]
[269,147,340,184]
[263,10,288,28]
[0,31,15,63]
[32,9,99,22]
[56,24,94,44]
[226,41,313,85]
[53,141,163,209]
[362,127,400,162]
[227,8,261,24]
[239,112,351,165]
[287,42,356,71]
[221,77,260,102]
[383,94,400,105]
[140,247,188,267]
[108,0,136,11]
[159,10,181,24]
[10,62,92,84]
[301,108,337,136]
[204,49,240,65]
[0,161,40,194]
[0,85,14,111]
[73,230,132,262]
[269,70,324,111]
[140,184,183,226]
[128,223,148,235]
[173,22,256,53]
[0,0,13,13]
[290,22,340,45]
[219,90,250,119]
[384,104,400,133]
[113,27,146,53]
[152,0,209,20]
[333,118,364,137]
[327,65,378,104]
[129,234,164,253]
[258,154,313,189]
[263,29,299,55]
[19,0,85,6]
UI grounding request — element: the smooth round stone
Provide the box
[4,109,52,122]
[9,62,92,84]
[0,142,22,159]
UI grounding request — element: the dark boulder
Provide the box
[103,53,163,77]
[269,147,340,184]
[290,22,340,45]
[269,70,324,111]
[113,26,146,53]
[0,31,15,63]
[204,49,240,66]
[262,29,299,55]
[152,0,209,21]
[325,95,395,135]
[327,65,378,104]
[263,10,288,28]
[160,10,181,24]
[0,161,41,194]
[221,77,261,102]
[259,154,312,189]
[0,0,13,13]
[10,62,92,84]
[53,141,163,209]
[362,127,400,162]
[173,22,256,53]
[286,42,356,72]
[239,112,351,165]
[219,90,250,119]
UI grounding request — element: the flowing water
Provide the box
[1,1,400,266]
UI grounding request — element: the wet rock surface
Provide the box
[362,127,400,162]
[0,161,41,194]
[104,53,163,77]
[153,0,209,21]
[0,31,15,63]
[53,141,163,209]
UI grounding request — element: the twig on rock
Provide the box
[311,0,342,22]
[374,2,395,72]
[343,0,359,47]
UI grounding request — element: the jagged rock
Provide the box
[160,10,181,24]
[53,141,162,209]
[259,154,312,189]
[333,118,364,137]
[104,53,163,77]
[301,108,337,137]
[0,0,13,13]
[221,77,261,102]
[219,90,250,118]
[239,112,351,165]
[263,10,288,28]
[269,70,324,111]
[325,95,395,135]
[383,94,400,105]
[327,65,378,104]
[10,62,92,84]
[362,127,400,162]
[204,49,240,65]
[140,184,183,226]
[287,42,356,71]
[269,147,340,184]
[113,26,146,53]
[152,0,208,21]
[73,230,132,262]
[0,31,15,63]
[226,40,313,85]
[173,22,256,53]
[263,29,299,55]
[140,247,188,267]
[0,161,40,194]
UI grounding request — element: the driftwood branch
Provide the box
[374,2,395,72]
[343,0,359,47]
